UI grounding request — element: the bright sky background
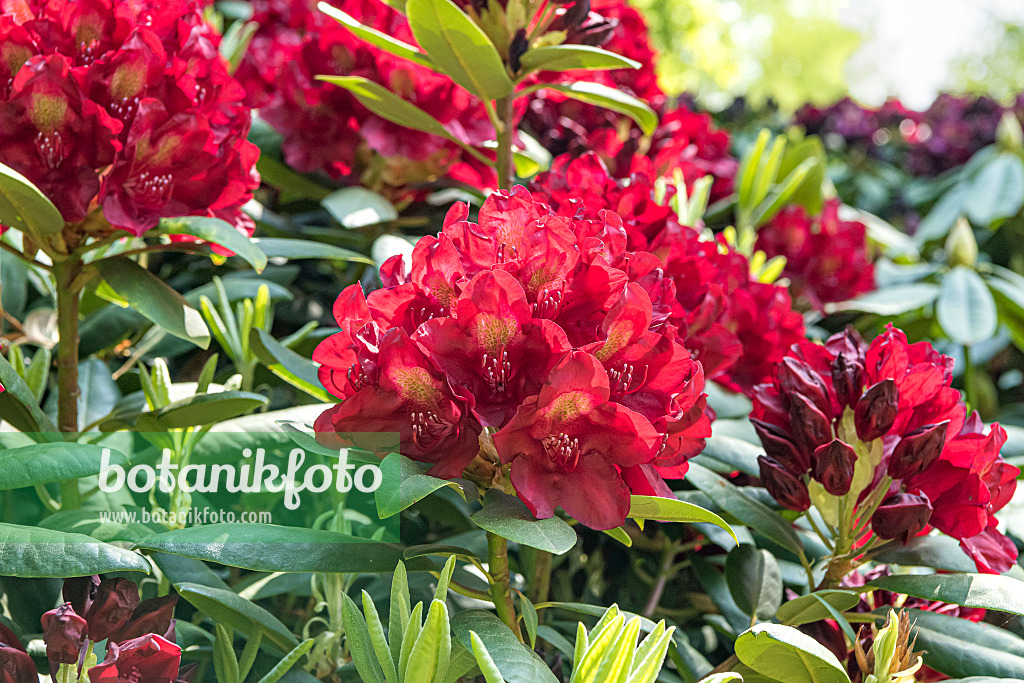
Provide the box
[840,0,1024,108]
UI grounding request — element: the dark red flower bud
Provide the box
[88,634,180,683]
[85,578,140,643]
[751,418,810,475]
[831,352,863,409]
[812,439,857,496]
[41,603,87,666]
[888,421,949,480]
[759,456,811,511]
[872,492,932,544]
[854,379,899,441]
[0,624,37,683]
[788,392,833,455]
[779,357,831,415]
[108,594,178,644]
[63,575,99,616]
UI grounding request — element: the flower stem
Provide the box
[54,256,83,508]
[487,531,523,642]
[494,96,514,190]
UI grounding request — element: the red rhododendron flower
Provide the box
[316,185,712,528]
[752,325,1019,574]
[532,152,804,393]
[88,633,181,683]
[757,198,875,309]
[0,623,36,683]
[0,0,258,237]
[493,351,661,529]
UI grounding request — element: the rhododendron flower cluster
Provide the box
[0,575,182,683]
[0,0,259,236]
[315,185,714,529]
[237,0,498,193]
[756,198,875,309]
[752,326,1019,574]
[532,152,804,393]
[796,94,1017,177]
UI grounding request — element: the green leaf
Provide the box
[250,237,373,263]
[776,137,827,214]
[965,153,1024,225]
[135,523,430,573]
[406,599,450,683]
[684,463,803,557]
[827,283,939,316]
[0,522,151,577]
[61,358,121,431]
[519,593,538,649]
[451,610,558,683]
[322,186,399,228]
[627,495,737,544]
[532,82,657,135]
[93,257,210,348]
[897,608,1024,679]
[914,184,968,244]
[0,442,127,491]
[318,76,457,142]
[0,161,64,241]
[256,638,315,683]
[214,624,241,683]
[405,0,512,100]
[250,329,333,402]
[176,582,299,651]
[361,590,399,682]
[865,573,1024,616]
[774,590,860,626]
[152,390,268,428]
[255,154,331,203]
[375,452,471,518]
[936,266,998,346]
[697,433,761,477]
[319,2,435,69]
[518,45,640,74]
[734,624,850,683]
[470,490,577,555]
[0,351,59,434]
[872,534,982,573]
[342,592,386,683]
[155,216,267,272]
[725,544,782,620]
[470,631,506,683]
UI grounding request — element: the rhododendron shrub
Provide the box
[237,0,496,193]
[315,185,712,529]
[532,152,804,393]
[752,325,1019,575]
[0,0,259,236]
[757,198,875,309]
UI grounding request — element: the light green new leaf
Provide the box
[518,45,640,74]
[628,495,737,544]
[531,82,657,135]
[155,216,267,272]
[866,573,1024,616]
[319,2,435,69]
[734,624,850,683]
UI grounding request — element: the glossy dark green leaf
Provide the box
[0,161,63,241]
[470,490,577,555]
[0,442,126,490]
[450,610,558,683]
[250,237,372,263]
[318,76,454,140]
[154,390,268,428]
[518,45,639,74]
[774,590,860,626]
[94,257,210,348]
[37,509,157,544]
[685,463,803,557]
[406,0,512,100]
[322,186,398,228]
[319,2,434,69]
[0,351,59,435]
[255,154,331,203]
[155,216,267,272]
[0,522,151,577]
[250,329,332,402]
[176,582,299,651]
[135,523,431,573]
[375,452,471,518]
[726,544,782,620]
[898,609,1024,679]
[937,266,998,346]
[734,624,850,683]
[827,283,939,315]
[866,573,1024,615]
[965,153,1024,226]
[533,82,657,135]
